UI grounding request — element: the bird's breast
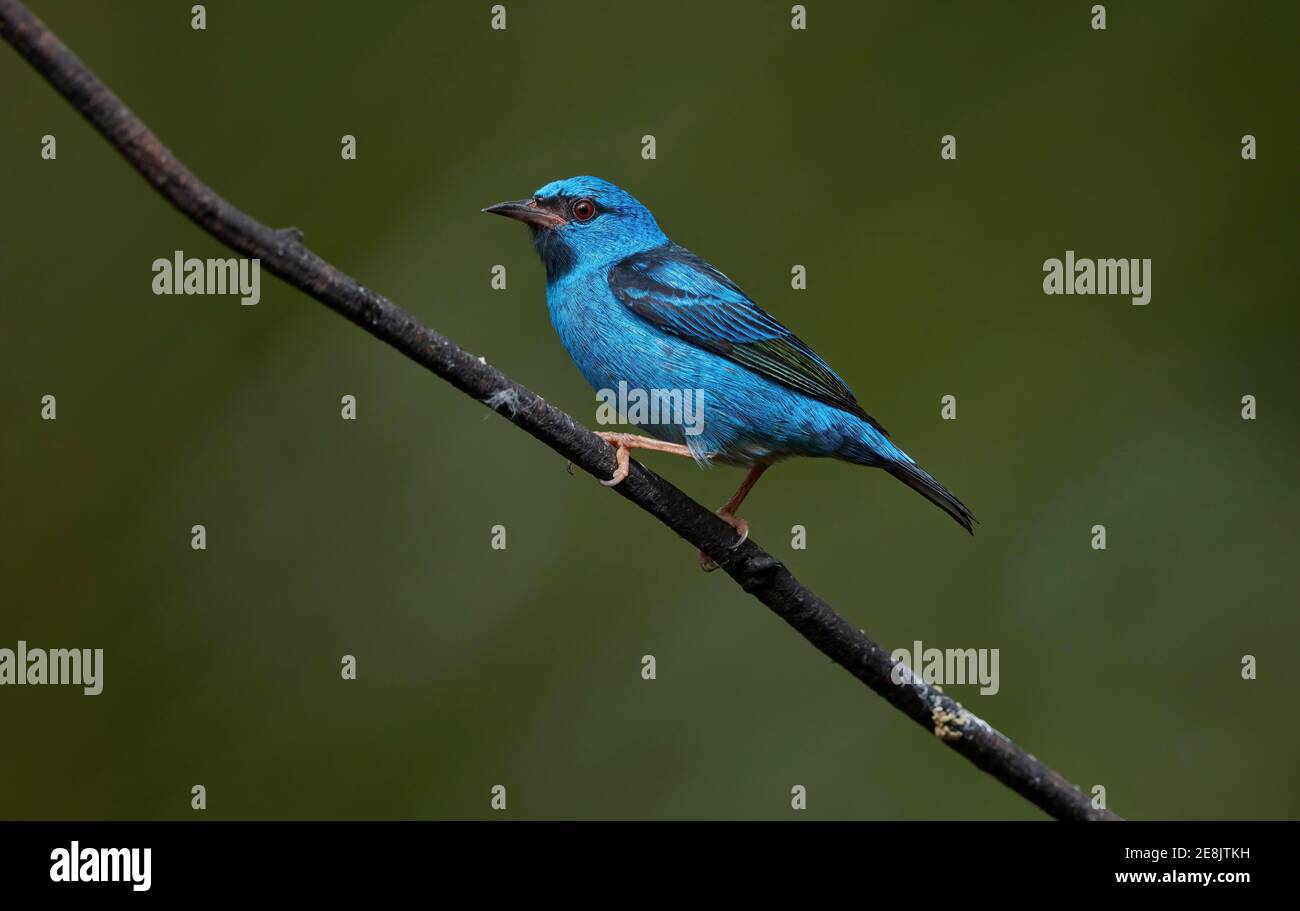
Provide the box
[545,268,643,387]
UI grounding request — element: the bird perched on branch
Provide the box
[486,177,974,568]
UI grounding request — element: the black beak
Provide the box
[482,198,566,229]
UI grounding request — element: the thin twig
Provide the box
[0,0,1121,821]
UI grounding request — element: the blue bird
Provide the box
[486,177,974,568]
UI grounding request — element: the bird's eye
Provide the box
[571,198,597,222]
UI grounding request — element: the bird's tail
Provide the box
[884,459,976,534]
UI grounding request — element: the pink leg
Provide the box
[596,432,693,487]
[700,465,769,572]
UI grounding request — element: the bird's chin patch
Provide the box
[531,228,577,281]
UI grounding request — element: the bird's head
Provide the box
[484,176,667,280]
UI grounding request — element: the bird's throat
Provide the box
[530,229,577,282]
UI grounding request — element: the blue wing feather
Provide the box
[608,243,888,436]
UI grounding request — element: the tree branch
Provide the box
[0,0,1120,821]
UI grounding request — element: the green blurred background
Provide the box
[2,0,1297,820]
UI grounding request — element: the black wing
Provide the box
[608,244,887,435]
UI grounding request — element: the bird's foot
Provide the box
[593,432,692,487]
[698,509,750,572]
[596,432,633,486]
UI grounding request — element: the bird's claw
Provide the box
[728,521,749,549]
[597,434,630,487]
[699,510,749,572]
